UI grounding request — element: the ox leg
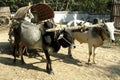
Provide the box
[13,45,17,63]
[93,47,96,64]
[13,43,19,63]
[23,47,29,56]
[20,51,25,64]
[19,45,25,64]
[87,45,92,64]
[68,46,73,58]
[44,50,53,74]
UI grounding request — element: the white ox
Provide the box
[67,19,115,64]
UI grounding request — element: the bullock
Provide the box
[67,19,115,64]
[92,18,115,43]
[12,20,75,74]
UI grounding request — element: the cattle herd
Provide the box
[6,5,116,74]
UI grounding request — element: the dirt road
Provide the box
[0,28,120,80]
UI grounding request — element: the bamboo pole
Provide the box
[114,32,120,35]
[46,24,100,32]
[115,29,120,32]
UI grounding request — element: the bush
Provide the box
[115,36,120,46]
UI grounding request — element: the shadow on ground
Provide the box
[0,57,46,73]
[0,42,12,54]
[96,63,120,77]
[51,53,82,66]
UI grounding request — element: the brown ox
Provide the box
[68,25,110,64]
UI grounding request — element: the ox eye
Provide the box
[105,29,108,31]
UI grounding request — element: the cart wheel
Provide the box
[0,16,10,27]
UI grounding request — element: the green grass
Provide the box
[102,36,120,47]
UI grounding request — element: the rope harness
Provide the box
[61,36,73,45]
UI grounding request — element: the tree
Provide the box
[0,0,111,13]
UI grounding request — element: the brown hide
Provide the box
[68,26,109,64]
[91,27,109,41]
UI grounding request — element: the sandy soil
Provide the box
[0,28,120,80]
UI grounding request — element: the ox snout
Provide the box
[70,44,76,49]
[111,40,115,43]
[110,39,116,46]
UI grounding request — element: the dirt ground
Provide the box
[0,28,120,80]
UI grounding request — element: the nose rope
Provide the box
[62,36,72,45]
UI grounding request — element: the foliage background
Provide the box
[0,0,120,46]
[0,0,112,14]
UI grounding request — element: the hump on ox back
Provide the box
[67,19,114,64]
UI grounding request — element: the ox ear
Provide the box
[57,33,63,40]
[77,22,82,26]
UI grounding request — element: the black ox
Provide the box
[12,20,74,74]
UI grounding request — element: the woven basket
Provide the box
[31,3,54,22]
[13,3,54,23]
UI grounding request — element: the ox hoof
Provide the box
[14,53,19,58]
[21,61,26,65]
[92,62,96,64]
[86,62,92,65]
[68,55,73,59]
[47,70,54,74]
[13,59,16,63]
